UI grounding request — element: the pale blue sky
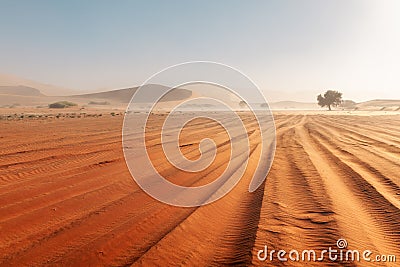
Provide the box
[0,0,399,101]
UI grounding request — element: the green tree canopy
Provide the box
[317,90,342,111]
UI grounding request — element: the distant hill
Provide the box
[0,83,192,107]
[0,75,397,111]
[70,84,192,103]
[355,99,400,111]
[0,86,44,96]
[0,73,76,96]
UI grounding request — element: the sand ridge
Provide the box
[0,113,399,266]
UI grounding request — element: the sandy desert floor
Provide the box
[0,112,399,266]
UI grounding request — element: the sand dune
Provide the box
[0,112,399,266]
[0,73,76,96]
[70,84,192,103]
[0,86,44,96]
[0,74,398,112]
[0,85,192,108]
[355,100,400,111]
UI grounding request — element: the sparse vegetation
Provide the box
[0,108,121,121]
[49,101,77,109]
[339,100,357,109]
[88,101,110,105]
[9,103,21,108]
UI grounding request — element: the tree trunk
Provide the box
[328,105,331,111]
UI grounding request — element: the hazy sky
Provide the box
[0,0,399,102]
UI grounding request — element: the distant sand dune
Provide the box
[0,73,76,96]
[0,74,398,112]
[0,84,192,108]
[0,86,43,96]
[355,99,400,111]
[70,84,192,103]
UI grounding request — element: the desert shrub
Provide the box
[49,101,77,109]
[339,100,357,109]
[88,101,110,105]
[110,112,116,116]
[9,103,21,108]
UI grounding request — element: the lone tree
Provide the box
[317,90,342,111]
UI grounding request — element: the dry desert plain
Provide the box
[0,109,399,266]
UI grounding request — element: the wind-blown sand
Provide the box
[0,112,399,266]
